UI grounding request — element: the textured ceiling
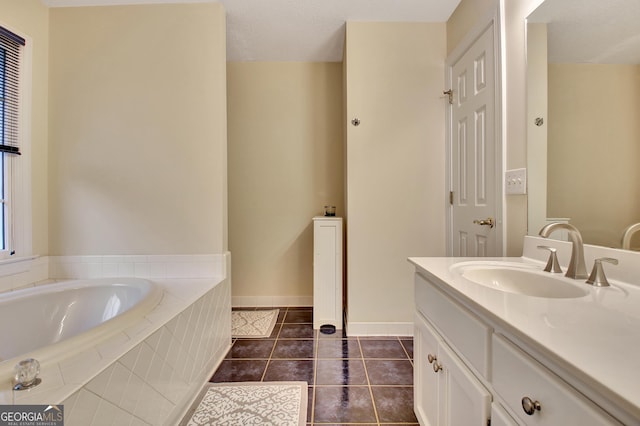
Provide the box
[43,0,461,62]
[219,0,461,61]
[528,0,640,64]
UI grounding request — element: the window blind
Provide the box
[0,26,25,156]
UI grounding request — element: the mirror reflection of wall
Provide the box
[526,0,640,250]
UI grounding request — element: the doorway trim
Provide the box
[445,5,505,256]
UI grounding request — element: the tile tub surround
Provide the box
[212,307,418,425]
[0,253,232,426]
[0,253,226,293]
[0,256,49,293]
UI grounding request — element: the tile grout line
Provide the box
[399,336,414,367]
[357,336,382,426]
[260,307,285,382]
[310,328,320,426]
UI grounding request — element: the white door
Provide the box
[448,21,501,257]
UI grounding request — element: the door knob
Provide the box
[521,396,541,415]
[473,217,495,228]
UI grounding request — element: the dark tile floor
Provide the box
[211,307,418,425]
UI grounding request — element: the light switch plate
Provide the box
[505,168,527,195]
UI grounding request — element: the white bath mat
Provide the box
[180,381,307,426]
[232,309,279,338]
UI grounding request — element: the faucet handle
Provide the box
[586,257,618,287]
[537,245,563,273]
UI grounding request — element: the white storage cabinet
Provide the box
[313,217,343,330]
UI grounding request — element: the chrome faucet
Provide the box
[538,223,588,279]
[621,223,640,250]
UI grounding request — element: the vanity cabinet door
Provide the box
[414,312,491,426]
[439,342,492,426]
[414,313,441,426]
[491,402,520,426]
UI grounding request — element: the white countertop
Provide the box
[313,216,342,220]
[409,236,640,421]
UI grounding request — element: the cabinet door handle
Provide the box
[521,396,541,415]
[427,353,442,372]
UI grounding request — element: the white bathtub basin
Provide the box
[0,278,162,383]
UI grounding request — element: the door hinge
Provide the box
[443,89,453,104]
[449,191,454,205]
[487,417,491,426]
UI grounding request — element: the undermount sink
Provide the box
[452,262,589,298]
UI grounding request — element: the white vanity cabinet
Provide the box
[414,275,492,426]
[414,313,492,426]
[414,270,623,426]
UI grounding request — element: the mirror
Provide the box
[526,0,640,250]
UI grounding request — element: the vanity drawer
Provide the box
[415,273,491,378]
[492,334,621,425]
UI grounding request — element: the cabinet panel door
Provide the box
[491,402,520,426]
[414,313,441,426]
[439,341,492,426]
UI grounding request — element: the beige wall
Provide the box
[526,24,549,236]
[227,62,344,305]
[345,22,446,331]
[48,3,227,255]
[547,63,640,247]
[1,0,49,255]
[447,0,544,255]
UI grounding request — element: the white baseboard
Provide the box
[232,295,313,308]
[230,299,414,337]
[347,321,414,337]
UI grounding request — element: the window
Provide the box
[0,26,25,256]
